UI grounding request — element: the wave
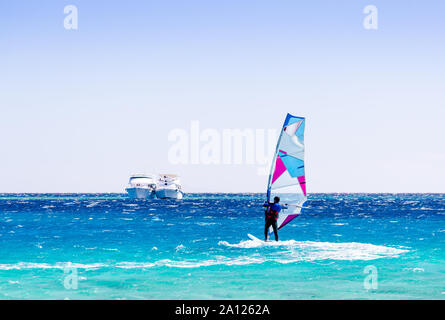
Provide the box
[0,240,409,271]
[196,222,217,226]
[86,201,100,208]
[0,262,108,270]
[218,239,408,261]
[0,245,408,271]
[175,244,186,252]
[115,258,265,269]
[0,259,265,270]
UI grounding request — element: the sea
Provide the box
[0,193,443,300]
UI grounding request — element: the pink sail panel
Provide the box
[298,176,306,196]
[278,214,300,230]
[271,155,286,184]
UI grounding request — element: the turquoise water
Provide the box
[0,193,443,299]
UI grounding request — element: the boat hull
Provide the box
[155,188,183,199]
[125,187,156,199]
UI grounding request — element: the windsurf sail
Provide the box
[266,113,307,235]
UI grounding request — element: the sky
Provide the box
[1,0,444,193]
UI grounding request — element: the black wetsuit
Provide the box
[263,202,286,241]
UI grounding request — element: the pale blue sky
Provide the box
[1,1,444,193]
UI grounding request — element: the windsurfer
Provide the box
[263,196,287,241]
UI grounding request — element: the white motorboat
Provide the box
[125,174,156,199]
[155,174,184,199]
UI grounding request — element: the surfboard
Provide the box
[247,233,263,242]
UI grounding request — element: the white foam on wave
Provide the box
[86,201,100,208]
[218,239,408,261]
[196,222,217,226]
[0,258,263,270]
[115,257,266,269]
[219,239,297,248]
[0,243,407,271]
[0,262,107,270]
[175,244,186,252]
[0,240,409,271]
[403,267,424,273]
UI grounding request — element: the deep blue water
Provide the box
[0,193,443,299]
